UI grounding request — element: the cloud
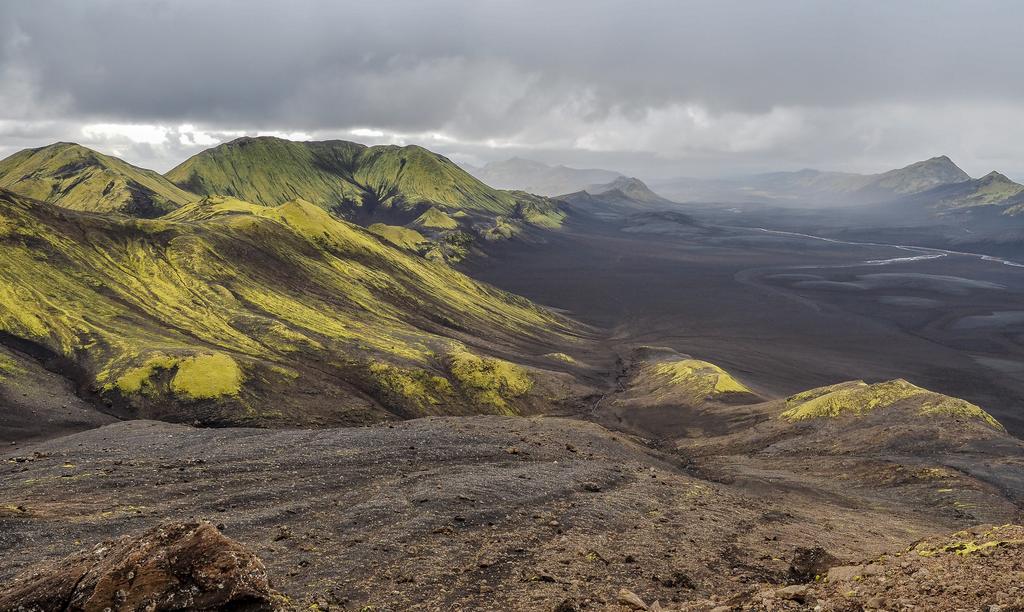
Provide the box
[1,0,1023,178]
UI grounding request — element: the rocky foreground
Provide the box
[2,401,1023,610]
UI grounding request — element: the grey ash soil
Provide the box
[2,412,1019,610]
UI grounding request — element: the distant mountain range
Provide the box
[652,155,1024,218]
[464,157,622,196]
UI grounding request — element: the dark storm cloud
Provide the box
[2,0,1023,177]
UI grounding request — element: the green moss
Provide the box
[166,137,542,215]
[544,352,577,364]
[917,537,1024,558]
[482,216,520,240]
[0,351,23,379]
[367,223,428,250]
[781,379,1004,430]
[170,353,243,399]
[448,347,533,411]
[413,207,459,230]
[0,189,569,417]
[0,143,194,216]
[112,353,179,395]
[651,359,752,397]
[369,362,453,411]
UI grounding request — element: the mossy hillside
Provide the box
[447,347,534,412]
[0,190,572,422]
[165,137,563,224]
[368,224,428,251]
[412,207,460,230]
[780,379,1004,430]
[0,143,195,217]
[650,359,753,400]
[934,171,1024,210]
[112,352,242,400]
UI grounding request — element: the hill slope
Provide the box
[0,143,194,217]
[166,137,563,228]
[0,190,582,427]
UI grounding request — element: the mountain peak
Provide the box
[981,170,1012,183]
[585,176,671,204]
[0,142,193,216]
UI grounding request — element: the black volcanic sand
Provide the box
[464,215,1024,435]
[0,418,976,609]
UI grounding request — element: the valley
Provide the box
[2,139,1024,611]
[467,211,1024,436]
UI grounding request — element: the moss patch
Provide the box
[413,207,459,230]
[170,353,243,399]
[368,223,428,250]
[544,352,577,364]
[448,347,533,411]
[781,379,1003,430]
[651,359,752,398]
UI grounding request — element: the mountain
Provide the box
[586,176,674,204]
[466,157,622,196]
[911,170,1024,213]
[0,142,195,217]
[749,155,971,205]
[653,155,973,206]
[865,155,972,195]
[0,190,579,427]
[558,176,677,218]
[166,137,563,228]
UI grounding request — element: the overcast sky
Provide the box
[2,0,1023,180]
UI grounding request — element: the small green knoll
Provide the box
[781,379,1003,430]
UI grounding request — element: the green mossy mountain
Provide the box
[0,189,578,426]
[0,143,195,217]
[867,155,972,196]
[914,170,1024,213]
[165,136,564,228]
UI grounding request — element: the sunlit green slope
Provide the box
[0,190,577,426]
[165,136,564,230]
[0,143,195,217]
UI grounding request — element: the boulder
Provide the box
[0,521,281,611]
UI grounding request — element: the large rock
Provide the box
[0,521,281,611]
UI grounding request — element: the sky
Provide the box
[2,0,1023,180]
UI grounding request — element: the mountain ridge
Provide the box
[0,188,578,427]
[0,142,195,216]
